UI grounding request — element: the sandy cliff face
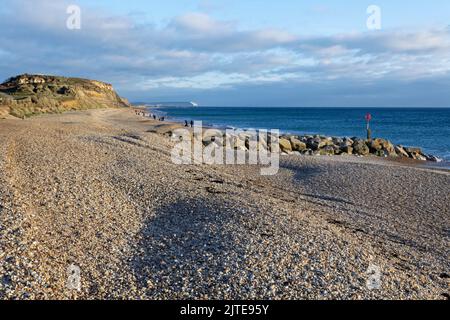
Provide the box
[0,74,130,118]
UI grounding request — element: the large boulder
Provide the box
[344,137,354,144]
[340,138,354,147]
[339,144,353,155]
[381,141,396,156]
[202,129,223,147]
[319,145,337,156]
[306,137,318,150]
[235,138,247,150]
[353,139,370,156]
[299,135,313,143]
[279,138,292,153]
[424,154,442,162]
[369,138,396,156]
[404,147,426,161]
[226,135,246,150]
[255,135,268,151]
[332,137,344,145]
[306,137,331,151]
[411,153,427,161]
[404,147,422,154]
[395,145,409,158]
[374,149,387,157]
[368,138,383,151]
[290,137,307,151]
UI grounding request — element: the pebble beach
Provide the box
[0,108,448,300]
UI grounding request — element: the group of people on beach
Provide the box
[135,110,165,121]
[134,109,198,126]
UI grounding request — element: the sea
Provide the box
[148,106,450,162]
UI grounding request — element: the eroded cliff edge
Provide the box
[0,74,130,119]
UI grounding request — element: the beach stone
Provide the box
[290,137,307,152]
[279,138,292,153]
[299,135,312,142]
[383,145,396,157]
[353,139,370,156]
[307,137,329,151]
[238,132,257,143]
[368,138,383,151]
[424,154,441,162]
[374,150,387,157]
[340,145,353,155]
[413,153,427,161]
[405,147,422,154]
[369,138,396,156]
[408,152,426,161]
[223,133,244,150]
[232,137,246,150]
[203,129,222,139]
[418,154,427,161]
[341,138,353,147]
[395,145,409,158]
[344,137,354,143]
[319,145,336,156]
[404,147,427,160]
[256,138,268,151]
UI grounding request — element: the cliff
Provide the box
[0,74,130,119]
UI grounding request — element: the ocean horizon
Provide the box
[149,106,450,162]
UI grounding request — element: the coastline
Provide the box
[0,108,448,299]
[147,107,450,159]
[143,106,449,169]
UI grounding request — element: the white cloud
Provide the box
[0,0,449,105]
[170,12,233,34]
[383,30,450,52]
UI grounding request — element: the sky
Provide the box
[0,0,449,107]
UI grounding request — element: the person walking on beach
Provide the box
[185,120,189,127]
[190,120,194,127]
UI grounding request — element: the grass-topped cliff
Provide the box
[0,74,130,119]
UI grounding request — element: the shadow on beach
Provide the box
[129,196,249,299]
[280,161,357,205]
[280,161,324,182]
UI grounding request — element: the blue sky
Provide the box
[1,0,450,107]
[78,0,450,33]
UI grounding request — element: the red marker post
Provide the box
[365,113,372,141]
